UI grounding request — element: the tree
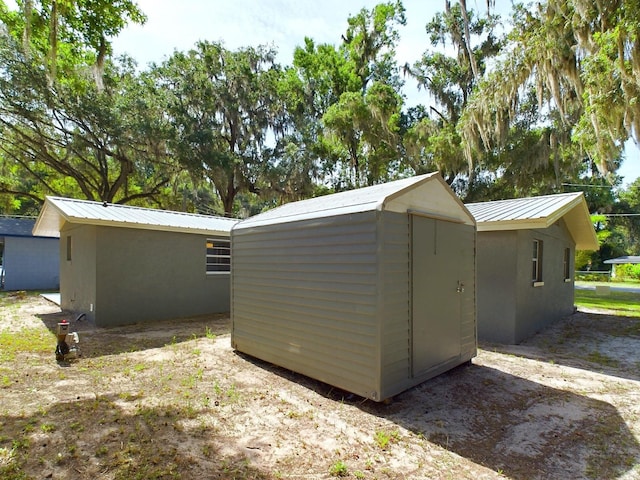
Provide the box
[404,1,502,195]
[322,83,402,187]
[0,33,178,211]
[341,0,406,92]
[156,41,285,216]
[0,0,146,88]
[612,178,640,255]
[289,2,406,189]
[461,0,640,178]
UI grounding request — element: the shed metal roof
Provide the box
[235,173,475,229]
[33,196,238,238]
[0,217,39,238]
[466,192,598,250]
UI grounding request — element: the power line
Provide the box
[596,213,640,217]
[562,183,613,188]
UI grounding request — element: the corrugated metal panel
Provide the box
[235,173,444,229]
[232,212,381,399]
[466,192,582,223]
[466,192,598,250]
[33,196,237,238]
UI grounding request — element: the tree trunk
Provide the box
[48,0,58,83]
[459,0,479,81]
[22,0,33,56]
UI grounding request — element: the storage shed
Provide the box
[33,197,237,327]
[0,217,59,291]
[231,173,477,402]
[466,192,598,344]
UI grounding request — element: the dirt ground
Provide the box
[1,292,639,480]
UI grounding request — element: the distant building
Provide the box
[33,197,237,327]
[604,256,640,278]
[467,192,599,344]
[0,217,59,291]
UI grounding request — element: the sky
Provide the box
[109,0,637,188]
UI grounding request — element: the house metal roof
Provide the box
[235,173,475,230]
[604,255,640,264]
[0,217,39,238]
[466,192,599,250]
[33,196,238,238]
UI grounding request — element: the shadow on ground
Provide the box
[239,350,640,480]
[0,394,271,480]
[37,310,230,358]
[485,310,640,382]
[378,362,639,480]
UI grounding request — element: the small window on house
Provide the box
[206,238,230,274]
[66,236,72,261]
[532,239,543,285]
[563,247,571,281]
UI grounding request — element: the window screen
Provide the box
[206,238,230,273]
[563,247,571,281]
[532,239,543,282]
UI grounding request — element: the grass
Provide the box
[374,429,400,450]
[329,460,348,477]
[574,287,640,317]
[0,328,55,362]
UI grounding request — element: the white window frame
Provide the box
[532,239,544,286]
[563,247,572,282]
[206,237,230,274]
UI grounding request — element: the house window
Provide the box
[206,238,230,274]
[563,247,571,281]
[66,236,72,261]
[532,239,543,285]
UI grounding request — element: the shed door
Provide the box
[411,216,474,377]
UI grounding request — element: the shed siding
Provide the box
[457,224,477,360]
[379,211,411,399]
[95,227,229,327]
[232,211,381,399]
[3,236,59,291]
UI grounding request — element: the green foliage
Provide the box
[0,0,146,86]
[0,326,54,362]
[329,460,348,477]
[462,0,640,180]
[574,289,640,317]
[612,264,640,281]
[0,0,637,220]
[374,429,400,450]
[0,31,180,208]
[407,2,503,196]
[155,41,284,216]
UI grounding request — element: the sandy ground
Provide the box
[1,293,639,479]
